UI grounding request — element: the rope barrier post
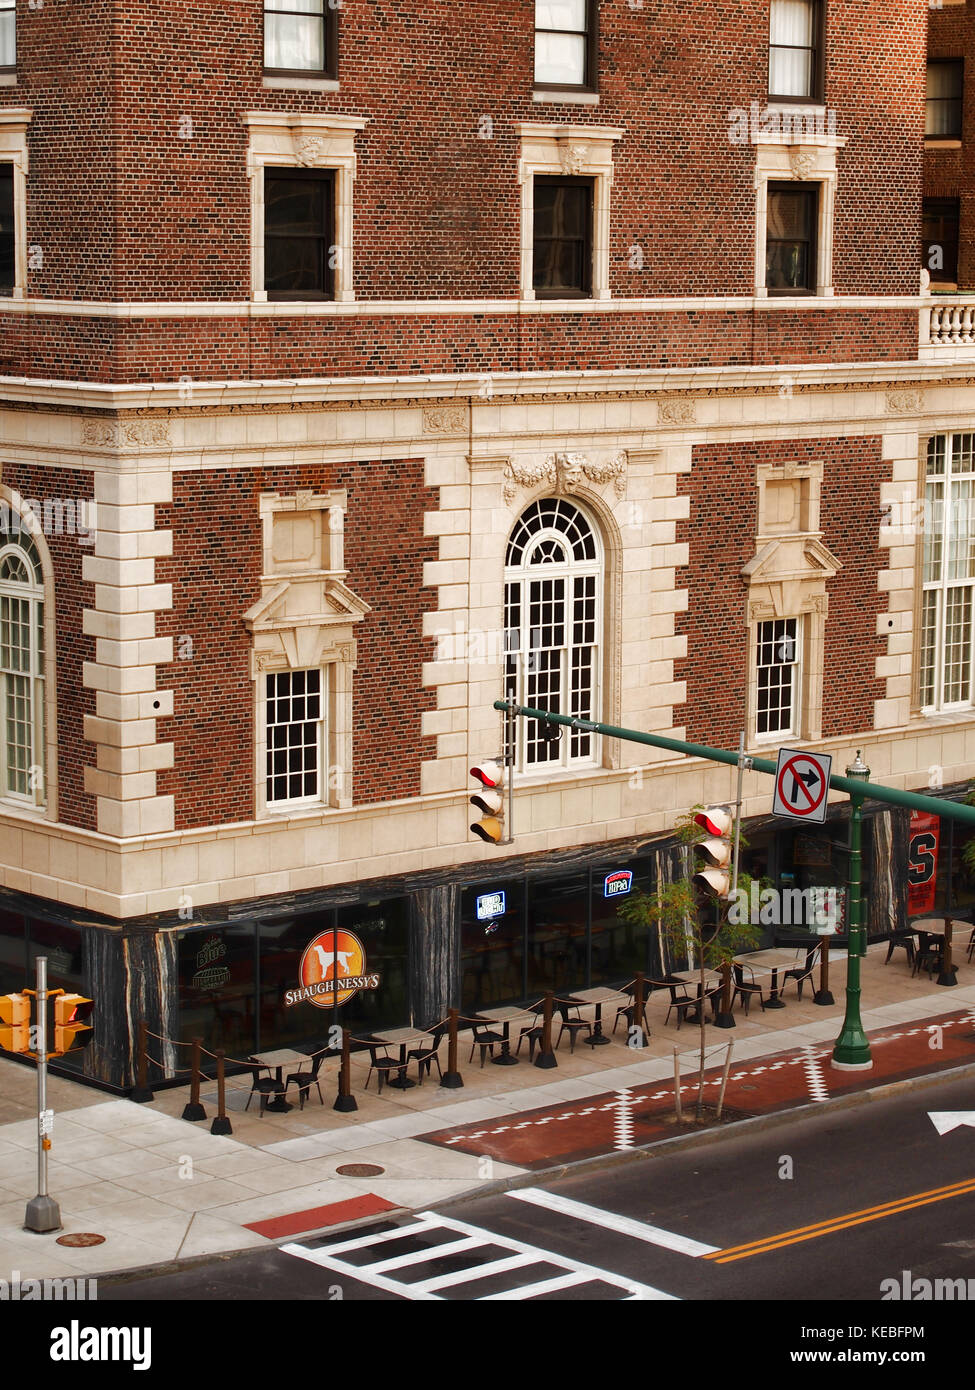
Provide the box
[714,960,735,1029]
[334,1028,358,1113]
[440,1008,463,1089]
[716,1040,735,1119]
[673,1046,682,1123]
[813,934,834,1006]
[938,917,958,986]
[130,1019,154,1104]
[534,991,557,1070]
[630,973,647,1048]
[181,1037,206,1121]
[210,1049,233,1135]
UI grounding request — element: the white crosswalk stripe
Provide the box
[281,1209,677,1301]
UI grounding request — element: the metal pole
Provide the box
[24,956,61,1234]
[731,730,749,898]
[441,1007,463,1088]
[504,699,515,844]
[832,752,872,1071]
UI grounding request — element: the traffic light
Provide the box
[470,760,506,844]
[0,993,30,1053]
[691,806,734,898]
[53,994,93,1056]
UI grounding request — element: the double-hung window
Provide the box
[0,165,13,295]
[504,497,601,773]
[0,531,45,807]
[264,1,337,79]
[926,60,964,140]
[0,0,13,72]
[769,0,823,101]
[533,177,594,298]
[534,2,596,92]
[766,182,818,294]
[265,668,327,808]
[922,198,960,285]
[920,434,975,712]
[756,618,801,739]
[264,167,334,301]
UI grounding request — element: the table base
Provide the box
[386,1077,416,1090]
[588,1034,612,1046]
[764,999,787,1010]
[492,1054,520,1066]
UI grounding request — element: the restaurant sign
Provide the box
[286,930,381,1009]
[603,870,633,898]
[476,890,506,920]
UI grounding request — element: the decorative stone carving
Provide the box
[788,145,817,180]
[294,134,327,166]
[658,398,697,425]
[82,419,171,448]
[886,388,923,414]
[558,141,589,175]
[502,451,628,504]
[421,405,468,435]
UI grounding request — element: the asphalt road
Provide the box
[89,1069,975,1358]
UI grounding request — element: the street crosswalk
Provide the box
[280,1207,677,1301]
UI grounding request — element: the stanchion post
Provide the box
[440,1008,463,1089]
[333,1028,358,1112]
[130,1019,154,1103]
[673,1046,682,1123]
[814,934,834,1006]
[938,917,957,987]
[534,991,557,1069]
[715,960,735,1029]
[182,1037,206,1121]
[210,1049,233,1135]
[716,1040,734,1119]
[630,973,647,1048]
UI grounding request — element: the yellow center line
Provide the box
[704,1176,975,1264]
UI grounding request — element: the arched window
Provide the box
[0,528,45,805]
[504,497,601,770]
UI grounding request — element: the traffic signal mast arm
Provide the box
[493,701,975,828]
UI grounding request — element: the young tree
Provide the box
[618,808,763,1118]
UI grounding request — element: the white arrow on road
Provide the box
[929,1112,975,1135]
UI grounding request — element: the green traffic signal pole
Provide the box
[495,701,975,1070]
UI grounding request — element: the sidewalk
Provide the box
[1,944,973,1283]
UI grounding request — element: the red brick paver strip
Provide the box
[418,1009,975,1171]
[244,1193,398,1239]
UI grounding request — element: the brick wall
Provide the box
[153,458,438,829]
[0,1,925,380]
[674,436,887,749]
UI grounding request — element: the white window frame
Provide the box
[534,1,595,93]
[517,122,622,301]
[244,111,367,304]
[262,665,328,810]
[504,496,602,775]
[263,0,335,79]
[0,0,15,72]
[0,522,51,812]
[752,131,845,299]
[0,109,30,299]
[754,615,802,742]
[919,432,975,713]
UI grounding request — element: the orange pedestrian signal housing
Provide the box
[0,992,31,1053]
[53,994,94,1056]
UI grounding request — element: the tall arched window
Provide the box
[0,529,45,805]
[504,497,601,770]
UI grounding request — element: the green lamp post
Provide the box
[831,750,873,1071]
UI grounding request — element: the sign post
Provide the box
[24,956,61,1234]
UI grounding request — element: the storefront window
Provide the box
[461,882,525,1013]
[590,861,654,984]
[0,908,24,996]
[27,919,84,995]
[528,872,589,996]
[178,923,256,1058]
[333,898,409,1035]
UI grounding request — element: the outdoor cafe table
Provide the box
[249,1047,312,1113]
[560,985,628,1045]
[363,1026,432,1089]
[668,968,723,1022]
[732,948,807,1010]
[470,1004,529,1065]
[910,917,958,982]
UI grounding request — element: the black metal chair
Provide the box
[363,1043,401,1094]
[613,977,669,1035]
[912,935,944,979]
[516,1005,546,1061]
[968,926,975,964]
[555,1001,593,1053]
[732,963,766,1015]
[783,947,819,999]
[284,1045,330,1110]
[244,1063,286,1117]
[884,931,916,967]
[468,1020,505,1067]
[407,1022,448,1084]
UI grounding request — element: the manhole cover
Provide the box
[56,1233,105,1247]
[335,1163,385,1177]
[739,1084,759,1092]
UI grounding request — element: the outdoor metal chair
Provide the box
[968,926,975,964]
[407,1022,448,1084]
[783,947,819,999]
[613,977,670,1035]
[884,931,916,967]
[244,1063,286,1117]
[468,1020,505,1067]
[363,1043,401,1094]
[284,1045,330,1110]
[912,940,944,979]
[732,963,766,1015]
[555,1001,593,1053]
[516,1005,546,1061]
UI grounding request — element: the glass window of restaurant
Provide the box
[0,907,25,997]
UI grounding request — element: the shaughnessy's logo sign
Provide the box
[286,930,380,1010]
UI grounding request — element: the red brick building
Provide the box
[0,2,969,1089]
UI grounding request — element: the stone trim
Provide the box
[0,108,31,300]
